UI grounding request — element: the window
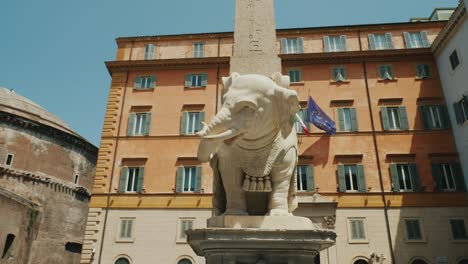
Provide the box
[178,259,193,264]
[288,69,302,83]
[378,65,395,80]
[181,111,205,135]
[134,76,156,89]
[338,164,366,192]
[193,42,205,58]
[432,163,462,191]
[74,175,79,185]
[420,105,450,129]
[144,44,155,60]
[115,257,130,264]
[337,108,358,132]
[403,32,430,48]
[65,242,82,254]
[331,67,347,82]
[296,165,315,192]
[449,50,460,70]
[295,108,310,134]
[5,154,13,167]
[405,219,424,241]
[176,166,202,193]
[390,164,421,192]
[450,219,468,240]
[324,35,347,52]
[178,219,194,240]
[2,234,15,259]
[381,106,409,131]
[416,64,432,79]
[454,96,468,124]
[348,218,367,242]
[280,37,304,54]
[368,33,393,50]
[354,260,368,264]
[184,74,208,88]
[119,219,134,239]
[118,167,145,193]
[127,113,151,136]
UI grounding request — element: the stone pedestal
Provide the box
[187,216,336,264]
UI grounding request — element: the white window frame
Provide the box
[449,49,461,72]
[144,44,155,60]
[126,167,140,193]
[373,34,392,50]
[460,98,468,122]
[416,63,432,79]
[397,164,414,191]
[327,36,345,52]
[378,65,395,80]
[440,164,457,191]
[193,42,205,58]
[347,218,368,243]
[283,38,302,54]
[140,76,153,89]
[131,113,147,136]
[288,69,302,83]
[185,112,201,135]
[344,164,359,192]
[182,166,197,192]
[177,218,195,243]
[387,107,401,130]
[190,74,203,87]
[117,218,135,242]
[332,66,347,82]
[296,165,308,192]
[407,32,425,48]
[449,218,468,241]
[5,153,14,167]
[342,108,352,131]
[404,218,425,242]
[427,105,443,129]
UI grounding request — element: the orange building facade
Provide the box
[82,19,468,264]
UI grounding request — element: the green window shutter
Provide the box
[180,112,188,135]
[403,32,412,48]
[440,105,451,128]
[150,76,157,88]
[136,167,145,192]
[176,167,184,193]
[357,164,367,192]
[420,106,431,129]
[195,112,205,132]
[421,31,430,48]
[184,74,192,87]
[381,107,390,131]
[453,102,464,124]
[134,77,142,89]
[431,163,443,191]
[195,166,202,193]
[452,163,466,192]
[201,74,208,87]
[378,65,386,79]
[337,165,346,192]
[350,108,358,131]
[399,106,409,130]
[297,37,304,53]
[280,38,287,54]
[297,70,303,82]
[341,67,348,80]
[390,164,400,192]
[385,33,394,49]
[409,164,421,191]
[143,113,151,136]
[416,64,425,78]
[340,35,347,51]
[368,34,376,50]
[423,64,432,78]
[119,167,128,193]
[323,36,330,52]
[127,113,136,136]
[332,68,339,81]
[337,108,345,131]
[306,165,315,192]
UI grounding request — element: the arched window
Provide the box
[115,257,130,264]
[178,259,192,264]
[354,260,368,264]
[2,234,15,259]
[412,260,428,264]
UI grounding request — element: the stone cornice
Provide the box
[0,111,98,159]
[432,2,466,53]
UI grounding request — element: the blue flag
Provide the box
[306,96,336,135]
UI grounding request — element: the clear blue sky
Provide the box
[0,0,458,146]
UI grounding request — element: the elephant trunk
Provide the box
[200,107,231,137]
[197,107,232,162]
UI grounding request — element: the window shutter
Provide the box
[195,166,202,193]
[332,67,339,81]
[351,220,359,239]
[297,70,303,82]
[127,113,136,136]
[403,32,412,48]
[323,36,330,52]
[201,74,208,87]
[180,112,188,135]
[176,167,184,193]
[143,113,151,136]
[409,164,421,191]
[340,35,347,51]
[440,105,451,128]
[184,74,192,87]
[421,31,430,48]
[368,34,376,50]
[280,38,287,54]
[390,164,400,192]
[150,76,157,88]
[453,102,463,124]
[378,65,386,80]
[119,167,128,193]
[419,106,431,129]
[195,112,205,132]
[385,33,394,49]
[423,64,431,78]
[350,108,358,131]
[357,164,367,192]
[337,108,345,131]
[381,107,390,131]
[134,77,142,89]
[306,165,315,192]
[416,64,425,78]
[399,106,409,130]
[431,163,443,191]
[452,163,466,192]
[297,37,304,53]
[338,165,346,192]
[341,67,348,80]
[136,167,145,192]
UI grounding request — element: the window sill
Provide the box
[330,80,350,84]
[290,81,305,85]
[348,240,369,244]
[404,239,427,244]
[133,88,155,92]
[184,86,207,90]
[415,77,433,80]
[377,78,398,82]
[115,238,134,243]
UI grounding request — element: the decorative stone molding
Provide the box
[322,215,336,229]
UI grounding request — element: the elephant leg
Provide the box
[219,158,248,215]
[268,148,296,216]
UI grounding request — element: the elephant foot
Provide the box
[267,209,292,216]
[222,209,249,216]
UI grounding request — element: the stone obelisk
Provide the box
[230,0,281,76]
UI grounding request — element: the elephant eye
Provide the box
[234,101,257,113]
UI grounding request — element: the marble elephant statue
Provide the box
[197,72,300,216]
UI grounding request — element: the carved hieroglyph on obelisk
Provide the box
[230,0,281,76]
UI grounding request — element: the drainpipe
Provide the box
[358,30,395,264]
[215,37,221,113]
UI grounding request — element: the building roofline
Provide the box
[432,1,466,53]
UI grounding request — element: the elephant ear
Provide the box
[271,72,290,89]
[275,87,300,137]
[221,72,241,99]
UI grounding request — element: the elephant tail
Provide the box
[210,154,226,216]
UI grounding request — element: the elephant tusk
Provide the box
[196,122,210,136]
[202,128,240,140]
